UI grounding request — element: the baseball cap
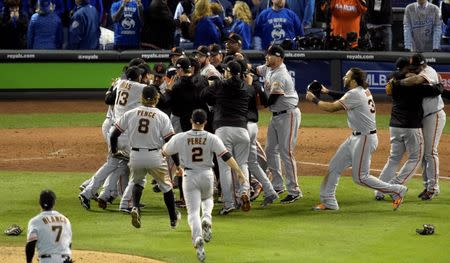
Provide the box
[175,57,191,70]
[169,47,185,58]
[267,45,285,58]
[395,57,409,70]
[153,63,166,77]
[128,57,145,67]
[209,44,222,56]
[226,61,241,75]
[138,63,151,76]
[166,67,177,78]
[40,189,56,210]
[125,66,144,80]
[193,45,210,57]
[191,109,207,125]
[410,53,426,68]
[227,33,243,45]
[142,85,158,100]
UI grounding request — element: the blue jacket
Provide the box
[254,7,304,49]
[287,0,314,27]
[111,0,142,48]
[194,16,220,48]
[27,12,63,49]
[68,3,100,49]
[66,0,103,22]
[231,19,252,49]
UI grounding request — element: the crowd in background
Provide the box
[1,0,450,52]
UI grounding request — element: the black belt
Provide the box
[40,254,70,258]
[272,107,296,116]
[185,167,192,170]
[352,130,377,136]
[131,147,158,151]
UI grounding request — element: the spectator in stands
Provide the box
[173,0,195,48]
[142,0,176,49]
[0,0,28,49]
[286,0,314,34]
[190,0,221,48]
[254,0,304,50]
[111,0,143,50]
[324,0,367,48]
[441,0,450,40]
[210,1,228,41]
[404,0,441,52]
[27,0,63,49]
[67,0,100,49]
[365,0,392,51]
[230,1,252,49]
[66,0,103,23]
[211,0,233,18]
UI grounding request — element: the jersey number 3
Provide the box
[192,147,203,162]
[368,99,376,113]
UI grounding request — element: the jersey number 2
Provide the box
[192,147,203,162]
[52,225,62,242]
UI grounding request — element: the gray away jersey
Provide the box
[27,210,72,257]
[339,87,377,133]
[258,63,298,112]
[163,130,228,170]
[113,79,147,121]
[115,106,174,149]
[419,65,444,116]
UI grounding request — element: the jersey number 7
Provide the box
[52,225,63,242]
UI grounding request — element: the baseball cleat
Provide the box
[312,203,338,211]
[78,194,90,210]
[280,194,300,204]
[131,207,141,228]
[275,189,285,195]
[417,189,427,199]
[250,184,262,201]
[375,191,385,201]
[152,184,161,193]
[202,220,212,242]
[392,186,408,211]
[97,198,107,209]
[170,210,181,229]
[219,206,235,215]
[241,194,251,212]
[194,237,206,262]
[119,207,132,214]
[107,196,115,204]
[261,194,278,207]
[175,199,186,208]
[420,191,436,201]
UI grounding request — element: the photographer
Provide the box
[365,0,392,51]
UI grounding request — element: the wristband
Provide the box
[312,97,320,105]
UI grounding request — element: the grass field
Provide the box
[0,171,449,263]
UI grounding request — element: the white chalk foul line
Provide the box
[298,161,450,180]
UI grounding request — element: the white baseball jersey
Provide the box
[113,79,147,121]
[257,63,298,112]
[163,130,228,169]
[419,65,444,116]
[27,210,72,257]
[338,86,376,133]
[200,63,222,80]
[115,106,174,149]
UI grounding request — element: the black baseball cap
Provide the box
[209,43,222,56]
[395,57,409,70]
[142,85,158,100]
[410,53,426,68]
[191,109,207,124]
[166,67,177,78]
[153,63,166,77]
[226,61,241,75]
[175,57,191,70]
[40,189,56,210]
[193,45,210,57]
[138,63,151,76]
[267,45,285,58]
[169,47,185,58]
[128,57,145,67]
[126,66,144,80]
[227,33,243,45]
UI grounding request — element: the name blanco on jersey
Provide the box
[42,216,68,225]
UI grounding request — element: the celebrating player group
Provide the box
[70,44,446,262]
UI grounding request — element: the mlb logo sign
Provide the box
[438,72,450,90]
[365,70,391,94]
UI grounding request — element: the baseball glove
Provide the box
[4,224,22,236]
[112,150,129,161]
[307,80,323,98]
[416,224,435,235]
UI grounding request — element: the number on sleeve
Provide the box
[368,99,376,113]
[138,118,150,133]
[192,147,203,162]
[52,225,62,242]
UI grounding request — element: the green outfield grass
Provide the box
[0,171,449,263]
[1,112,449,134]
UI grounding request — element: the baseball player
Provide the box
[306,68,408,211]
[200,60,251,215]
[194,45,222,80]
[110,85,181,229]
[163,109,246,262]
[395,53,446,200]
[375,57,444,200]
[256,45,302,204]
[26,190,72,263]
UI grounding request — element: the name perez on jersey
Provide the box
[42,216,67,225]
[187,137,207,145]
